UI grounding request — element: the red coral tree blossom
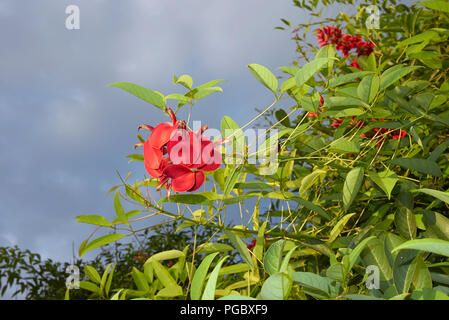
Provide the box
[135,108,223,196]
[316,26,374,69]
[314,27,406,141]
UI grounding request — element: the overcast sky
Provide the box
[0,0,348,262]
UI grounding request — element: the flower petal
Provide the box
[163,164,196,192]
[148,122,177,149]
[167,130,202,168]
[188,171,205,192]
[198,138,222,171]
[144,141,163,171]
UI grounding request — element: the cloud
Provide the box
[0,0,304,262]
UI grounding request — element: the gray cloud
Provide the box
[0,0,313,261]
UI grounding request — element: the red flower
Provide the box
[316,26,375,69]
[330,118,343,127]
[316,26,342,47]
[350,59,361,69]
[392,129,407,139]
[160,164,205,193]
[136,109,223,196]
[329,117,407,145]
[247,239,257,250]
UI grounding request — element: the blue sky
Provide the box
[0,0,347,262]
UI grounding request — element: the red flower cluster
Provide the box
[330,116,407,142]
[316,26,374,69]
[135,108,222,196]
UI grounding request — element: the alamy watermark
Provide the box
[65,265,80,289]
[365,265,380,290]
[175,121,280,175]
[365,5,380,30]
[65,5,80,30]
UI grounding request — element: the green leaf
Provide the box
[322,108,365,118]
[417,188,449,205]
[149,260,178,288]
[348,236,377,272]
[190,252,219,300]
[221,116,245,156]
[300,91,322,113]
[126,154,144,163]
[416,0,449,13]
[254,221,267,261]
[263,240,285,276]
[293,272,339,299]
[75,215,110,227]
[148,250,185,262]
[218,264,251,276]
[361,239,393,281]
[278,66,299,76]
[280,246,297,273]
[410,288,449,300]
[194,87,223,101]
[409,126,424,150]
[379,65,422,91]
[197,243,235,254]
[84,266,101,284]
[327,71,374,88]
[315,44,336,75]
[156,285,184,298]
[393,249,419,293]
[368,170,398,199]
[291,197,331,221]
[223,166,244,197]
[395,207,417,240]
[247,64,278,95]
[79,234,127,257]
[113,192,129,226]
[343,167,364,211]
[234,182,274,190]
[104,264,115,297]
[110,210,142,225]
[275,109,291,127]
[409,51,442,69]
[195,79,226,91]
[259,272,292,300]
[396,30,440,48]
[202,256,229,300]
[428,140,449,162]
[131,267,150,292]
[329,138,360,154]
[79,281,100,295]
[328,213,355,243]
[298,169,326,195]
[357,74,379,104]
[393,239,449,257]
[389,158,442,177]
[413,255,433,290]
[165,93,191,104]
[325,96,369,108]
[422,210,449,241]
[175,74,193,89]
[224,230,254,270]
[280,77,296,93]
[108,82,165,109]
[295,58,333,88]
[159,194,213,206]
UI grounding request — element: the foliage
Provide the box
[71,0,449,300]
[0,221,226,299]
